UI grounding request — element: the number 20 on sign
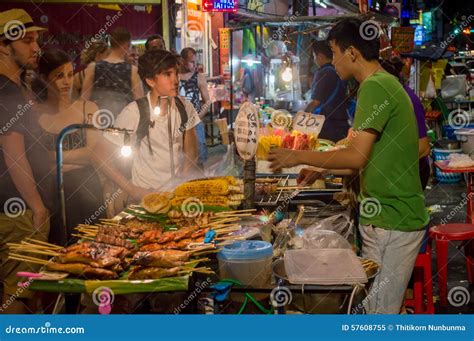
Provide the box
[293,111,325,136]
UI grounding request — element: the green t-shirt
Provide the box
[353,72,429,231]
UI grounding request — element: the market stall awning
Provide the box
[401,43,452,60]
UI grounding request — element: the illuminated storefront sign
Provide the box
[202,0,237,12]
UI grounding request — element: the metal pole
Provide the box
[166,96,175,177]
[56,124,85,245]
[243,159,256,209]
[229,30,234,127]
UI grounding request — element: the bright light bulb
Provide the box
[153,106,161,116]
[282,67,293,82]
[121,145,132,157]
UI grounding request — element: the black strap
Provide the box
[81,100,87,144]
[175,96,188,134]
[136,97,153,155]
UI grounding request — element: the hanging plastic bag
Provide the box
[425,74,437,99]
[300,213,353,239]
[303,229,353,250]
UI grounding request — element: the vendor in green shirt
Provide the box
[267,18,429,314]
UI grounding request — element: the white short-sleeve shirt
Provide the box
[105,93,200,190]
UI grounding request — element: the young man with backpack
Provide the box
[268,18,429,314]
[94,49,199,201]
[305,40,349,142]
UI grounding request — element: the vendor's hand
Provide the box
[267,148,300,173]
[129,185,153,201]
[297,168,325,186]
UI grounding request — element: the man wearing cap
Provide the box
[0,9,50,313]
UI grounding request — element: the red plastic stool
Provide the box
[405,243,435,314]
[429,223,474,306]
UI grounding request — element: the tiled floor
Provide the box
[425,179,474,314]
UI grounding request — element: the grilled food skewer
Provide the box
[8,253,49,265]
[71,234,94,240]
[9,248,58,257]
[24,238,63,250]
[215,209,256,215]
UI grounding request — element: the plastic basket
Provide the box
[443,124,474,140]
[432,148,462,183]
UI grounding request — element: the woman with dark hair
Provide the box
[33,49,105,244]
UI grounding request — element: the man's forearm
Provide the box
[295,149,366,170]
[62,148,91,165]
[305,100,320,113]
[199,101,212,119]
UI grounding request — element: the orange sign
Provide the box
[219,28,230,77]
[391,27,415,53]
[187,2,204,32]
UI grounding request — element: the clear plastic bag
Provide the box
[303,229,353,250]
[301,213,353,239]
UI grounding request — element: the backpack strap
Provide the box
[174,96,188,134]
[135,96,189,155]
[136,97,153,155]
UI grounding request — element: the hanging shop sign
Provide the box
[235,102,259,160]
[391,27,415,53]
[219,28,231,77]
[185,1,205,66]
[187,2,205,32]
[202,0,237,12]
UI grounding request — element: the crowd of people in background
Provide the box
[0,7,431,316]
[0,8,209,313]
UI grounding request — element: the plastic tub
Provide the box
[432,148,462,183]
[454,128,474,155]
[217,241,273,288]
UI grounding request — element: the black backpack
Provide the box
[135,96,188,155]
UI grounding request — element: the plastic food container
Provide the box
[284,249,368,285]
[217,241,273,287]
[454,128,474,155]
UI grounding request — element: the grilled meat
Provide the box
[128,266,181,280]
[95,234,135,249]
[132,250,192,267]
[55,252,121,268]
[46,262,118,279]
[139,237,205,252]
[59,242,128,258]
[138,226,199,245]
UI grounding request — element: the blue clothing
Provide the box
[311,63,349,142]
[195,122,208,165]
